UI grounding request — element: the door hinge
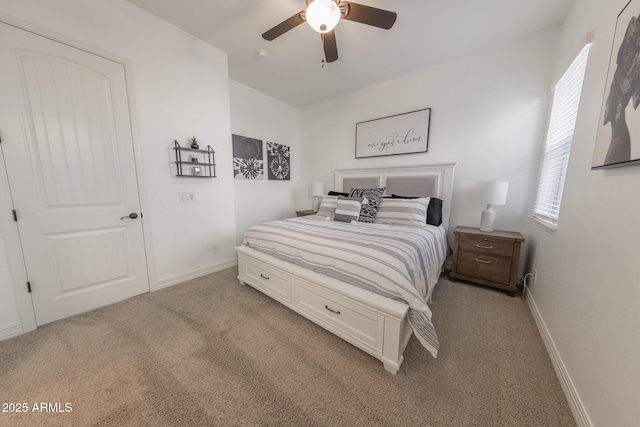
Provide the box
[12,209,17,221]
[27,282,31,293]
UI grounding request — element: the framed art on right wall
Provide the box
[592,0,640,169]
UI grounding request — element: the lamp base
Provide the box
[479,206,495,232]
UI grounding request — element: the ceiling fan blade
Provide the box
[262,11,305,41]
[339,2,397,29]
[322,30,338,63]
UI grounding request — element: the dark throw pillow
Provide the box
[348,187,385,223]
[426,197,443,226]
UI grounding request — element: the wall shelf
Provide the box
[173,140,216,178]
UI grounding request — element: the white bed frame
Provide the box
[237,163,456,374]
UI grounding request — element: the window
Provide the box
[531,44,591,229]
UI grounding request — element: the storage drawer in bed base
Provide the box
[236,245,412,374]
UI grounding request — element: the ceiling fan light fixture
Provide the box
[305,0,341,34]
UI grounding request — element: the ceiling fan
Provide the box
[262,0,397,63]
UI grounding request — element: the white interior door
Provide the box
[0,23,149,325]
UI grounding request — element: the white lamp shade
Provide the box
[476,181,509,206]
[309,182,324,197]
[305,0,341,33]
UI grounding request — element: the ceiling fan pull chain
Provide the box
[321,33,326,67]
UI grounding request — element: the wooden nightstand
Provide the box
[295,210,316,217]
[449,226,524,296]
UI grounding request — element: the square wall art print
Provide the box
[267,142,290,180]
[232,134,263,179]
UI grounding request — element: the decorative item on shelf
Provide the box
[190,155,198,163]
[476,181,509,232]
[309,182,324,212]
[191,167,202,176]
[189,136,199,150]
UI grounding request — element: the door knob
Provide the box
[120,213,138,220]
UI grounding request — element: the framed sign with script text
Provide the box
[355,108,431,158]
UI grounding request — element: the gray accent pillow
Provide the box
[348,187,385,223]
[334,196,362,223]
[316,195,338,219]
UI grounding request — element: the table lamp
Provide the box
[476,181,509,232]
[309,182,324,212]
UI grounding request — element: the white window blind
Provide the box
[532,44,591,227]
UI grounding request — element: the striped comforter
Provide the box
[242,215,448,357]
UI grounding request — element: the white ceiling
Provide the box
[128,0,574,107]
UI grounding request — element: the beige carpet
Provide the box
[0,267,574,426]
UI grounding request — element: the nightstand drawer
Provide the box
[459,237,514,257]
[456,251,511,283]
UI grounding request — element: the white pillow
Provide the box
[374,197,430,226]
[316,195,338,219]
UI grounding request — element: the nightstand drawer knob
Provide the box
[476,244,493,249]
[474,258,492,264]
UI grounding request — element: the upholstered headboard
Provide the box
[334,163,457,230]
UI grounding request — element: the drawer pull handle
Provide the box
[475,258,492,264]
[260,274,270,280]
[325,305,341,315]
[476,244,493,249]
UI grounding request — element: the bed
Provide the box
[236,164,456,374]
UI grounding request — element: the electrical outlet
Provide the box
[179,192,195,202]
[533,269,538,284]
[212,245,219,254]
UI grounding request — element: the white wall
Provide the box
[527,0,640,425]
[299,28,561,256]
[0,0,237,332]
[229,80,300,245]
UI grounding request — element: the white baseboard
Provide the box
[155,258,238,290]
[525,290,592,427]
[0,322,24,342]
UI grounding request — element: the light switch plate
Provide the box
[179,192,195,202]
